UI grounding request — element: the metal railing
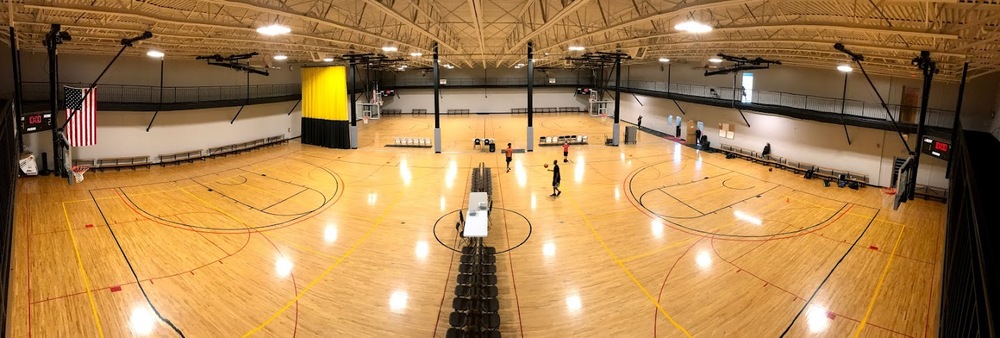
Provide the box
[619,80,955,128]
[22,82,300,105]
[940,125,999,336]
[393,77,579,87]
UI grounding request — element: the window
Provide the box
[741,73,754,103]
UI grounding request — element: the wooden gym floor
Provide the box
[5,114,944,337]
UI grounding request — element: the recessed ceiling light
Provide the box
[837,65,853,72]
[675,20,712,33]
[708,57,723,63]
[658,57,670,63]
[273,55,288,60]
[146,50,164,58]
[256,24,291,36]
[410,52,422,57]
[568,46,585,51]
[323,57,334,62]
[382,46,398,52]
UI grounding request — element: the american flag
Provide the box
[65,86,97,147]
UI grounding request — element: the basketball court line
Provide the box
[493,156,526,337]
[25,201,33,337]
[854,224,907,337]
[652,236,702,337]
[431,157,474,337]
[779,210,881,337]
[60,202,105,337]
[242,192,404,337]
[564,195,693,337]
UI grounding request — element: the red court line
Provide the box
[923,211,943,338]
[652,237,704,337]
[494,160,525,337]
[709,231,913,337]
[432,161,472,337]
[254,232,300,337]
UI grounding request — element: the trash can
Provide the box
[489,143,496,152]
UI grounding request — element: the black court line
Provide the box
[657,188,706,215]
[262,187,309,211]
[779,209,881,337]
[722,178,755,190]
[90,191,186,337]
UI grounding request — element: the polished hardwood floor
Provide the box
[5,114,945,337]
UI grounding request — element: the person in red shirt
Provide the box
[562,141,570,163]
[505,143,513,172]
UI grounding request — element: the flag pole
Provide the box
[62,31,152,130]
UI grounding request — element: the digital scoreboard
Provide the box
[20,112,53,133]
[922,137,950,160]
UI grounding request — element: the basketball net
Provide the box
[71,165,90,183]
[363,116,369,124]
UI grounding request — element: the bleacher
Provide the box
[412,109,428,114]
[81,134,289,171]
[448,109,471,114]
[387,137,433,148]
[718,143,870,187]
[382,109,402,115]
[538,134,588,146]
[510,106,586,114]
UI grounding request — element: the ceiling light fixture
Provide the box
[410,52,423,57]
[382,46,398,52]
[146,50,164,58]
[708,57,723,63]
[658,57,670,63]
[675,20,713,33]
[568,46,585,51]
[323,57,334,62]
[256,24,291,36]
[273,55,288,61]
[837,65,853,72]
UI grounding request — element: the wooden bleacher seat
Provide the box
[94,156,150,170]
[412,109,427,114]
[159,150,203,166]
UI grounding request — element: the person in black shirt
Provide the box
[549,160,561,197]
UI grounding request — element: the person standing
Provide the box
[549,160,561,197]
[562,141,570,163]
[505,143,513,172]
[637,115,643,130]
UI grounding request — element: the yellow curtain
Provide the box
[301,66,348,121]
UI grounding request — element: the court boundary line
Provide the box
[565,195,693,337]
[431,157,472,337]
[494,157,526,337]
[60,202,105,337]
[854,224,906,337]
[89,191,186,337]
[779,209,881,337]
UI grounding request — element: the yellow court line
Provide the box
[853,224,906,337]
[565,195,693,337]
[242,193,403,337]
[620,236,702,263]
[60,203,105,337]
[781,194,908,228]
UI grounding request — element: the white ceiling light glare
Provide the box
[146,50,164,58]
[675,20,713,33]
[273,54,288,61]
[514,63,525,69]
[410,52,423,57]
[708,57,723,63]
[837,64,853,72]
[323,57,334,62]
[658,57,670,63]
[568,45,585,51]
[256,24,291,36]
[382,46,399,52]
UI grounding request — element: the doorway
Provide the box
[901,86,920,123]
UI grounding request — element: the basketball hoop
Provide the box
[363,116,369,124]
[882,187,897,195]
[71,165,90,183]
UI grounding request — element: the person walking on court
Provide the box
[505,143,513,172]
[637,115,643,130]
[562,141,570,163]
[549,160,561,196]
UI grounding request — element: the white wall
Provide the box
[992,84,1000,141]
[617,94,949,189]
[384,87,589,113]
[22,100,301,167]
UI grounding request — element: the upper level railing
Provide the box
[20,78,955,129]
[22,82,300,106]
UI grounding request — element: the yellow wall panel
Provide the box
[301,66,348,121]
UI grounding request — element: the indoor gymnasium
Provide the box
[1,1,999,337]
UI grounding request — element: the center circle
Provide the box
[433,208,532,253]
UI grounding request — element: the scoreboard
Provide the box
[21,112,53,133]
[921,137,950,160]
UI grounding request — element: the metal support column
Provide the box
[349,62,358,149]
[909,51,936,201]
[45,24,62,177]
[433,42,441,153]
[526,42,534,152]
[839,71,852,145]
[612,56,621,146]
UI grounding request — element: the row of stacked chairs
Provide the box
[447,244,501,338]
[471,164,493,197]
